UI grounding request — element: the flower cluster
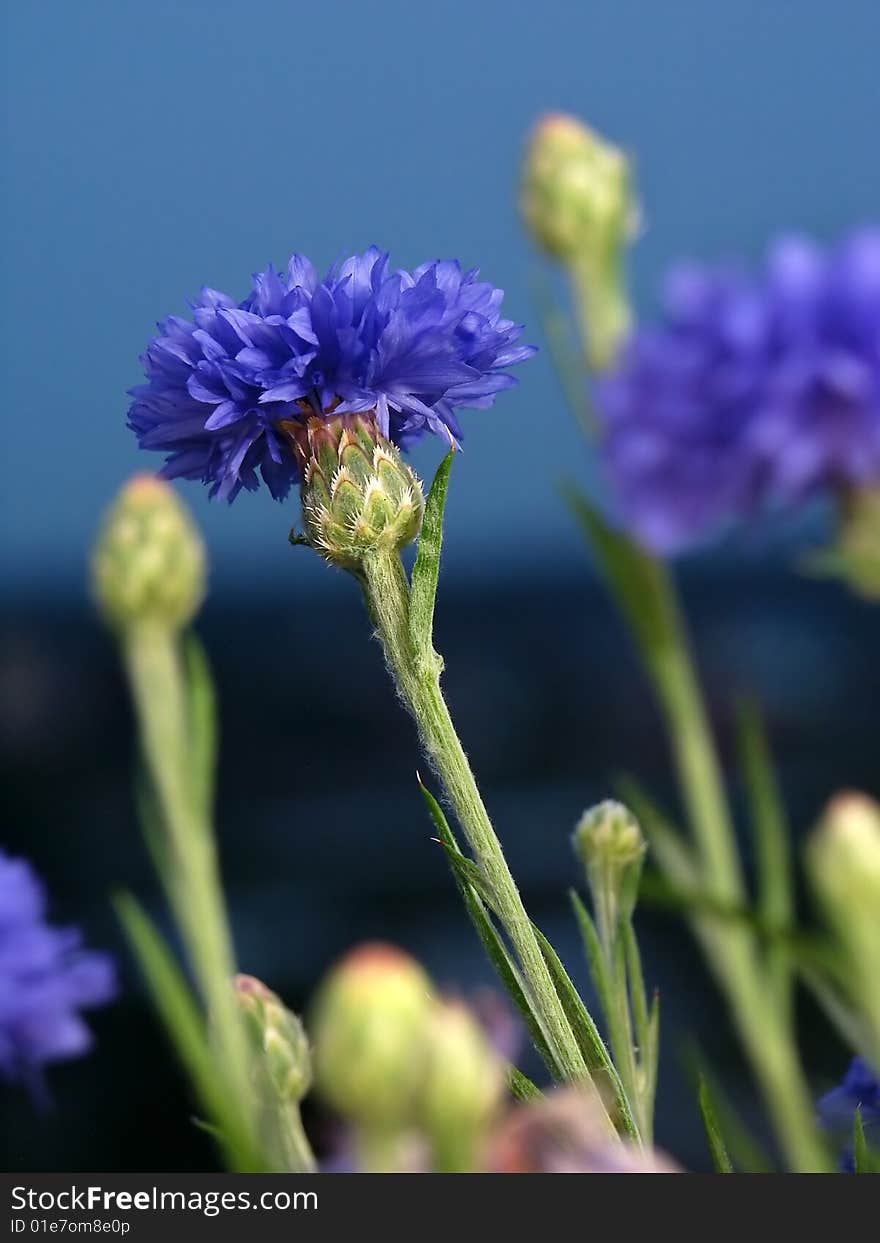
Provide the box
[816,1057,880,1170]
[597,228,880,553]
[0,850,115,1091]
[129,248,534,502]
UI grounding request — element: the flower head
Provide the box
[129,248,535,502]
[0,850,115,1092]
[597,228,880,553]
[817,1057,880,1171]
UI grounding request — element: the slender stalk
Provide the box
[359,551,591,1088]
[123,623,263,1167]
[639,576,829,1171]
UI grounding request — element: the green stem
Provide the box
[277,1106,317,1174]
[570,251,631,374]
[643,569,744,901]
[638,576,829,1171]
[123,623,262,1167]
[359,551,591,1087]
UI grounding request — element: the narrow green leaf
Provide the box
[530,923,639,1141]
[417,778,562,1079]
[409,449,454,655]
[799,964,876,1066]
[508,1066,542,1103]
[114,892,261,1172]
[735,698,792,1008]
[622,921,650,1058]
[435,837,487,894]
[682,1050,774,1173]
[563,486,680,681]
[852,1107,874,1173]
[183,633,218,820]
[569,890,611,1022]
[698,1075,734,1172]
[644,990,660,1112]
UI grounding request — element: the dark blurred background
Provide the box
[2,0,879,1171]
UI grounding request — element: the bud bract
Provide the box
[309,943,434,1128]
[92,475,206,632]
[288,414,424,569]
[235,974,312,1105]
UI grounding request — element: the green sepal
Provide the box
[409,449,454,658]
[697,1074,735,1173]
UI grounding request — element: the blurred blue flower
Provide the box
[0,850,115,1094]
[129,247,535,502]
[597,228,880,553]
[816,1056,880,1171]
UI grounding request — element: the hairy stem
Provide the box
[359,551,593,1090]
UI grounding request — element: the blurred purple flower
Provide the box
[0,850,115,1094]
[129,247,535,502]
[817,1057,880,1171]
[597,228,880,553]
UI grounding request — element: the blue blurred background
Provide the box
[3,0,879,1171]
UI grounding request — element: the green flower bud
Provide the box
[286,413,424,569]
[808,791,880,919]
[807,791,880,1050]
[310,943,434,1129]
[418,999,505,1171]
[521,113,636,369]
[521,113,633,264]
[235,974,312,1105]
[92,474,206,632]
[573,800,647,941]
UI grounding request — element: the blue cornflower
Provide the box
[129,247,535,502]
[0,850,115,1093]
[816,1057,880,1171]
[596,228,880,553]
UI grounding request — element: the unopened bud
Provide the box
[521,113,635,369]
[521,113,633,265]
[573,800,646,941]
[286,413,424,569]
[310,943,433,1128]
[92,474,206,631]
[418,999,505,1170]
[235,974,311,1105]
[808,792,880,912]
[807,792,880,1049]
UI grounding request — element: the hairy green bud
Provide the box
[92,474,206,632]
[310,943,434,1129]
[573,800,647,941]
[235,974,312,1105]
[287,413,424,569]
